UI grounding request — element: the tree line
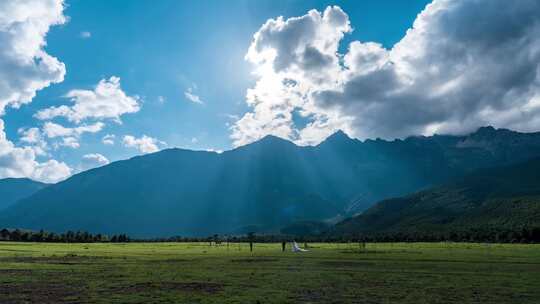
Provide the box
[0,228,130,243]
[328,226,540,244]
[1,226,539,243]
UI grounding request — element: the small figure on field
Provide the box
[247,232,255,252]
[292,241,308,252]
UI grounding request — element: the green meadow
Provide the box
[0,242,539,303]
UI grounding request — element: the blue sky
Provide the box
[2,0,430,168]
[3,0,539,182]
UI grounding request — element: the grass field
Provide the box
[0,242,539,303]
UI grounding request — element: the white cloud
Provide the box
[122,135,164,154]
[0,119,70,183]
[231,6,351,146]
[32,159,71,183]
[34,76,139,152]
[0,0,71,183]
[42,121,104,149]
[232,1,540,146]
[184,86,203,104]
[102,134,115,145]
[157,95,166,104]
[42,121,104,138]
[80,31,91,39]
[18,127,47,155]
[204,148,223,154]
[18,127,42,144]
[0,0,66,115]
[58,136,79,149]
[81,153,109,171]
[35,76,140,123]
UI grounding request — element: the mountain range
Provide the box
[1,126,540,237]
[0,178,48,211]
[331,156,540,238]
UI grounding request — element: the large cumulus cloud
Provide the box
[0,0,66,114]
[232,0,540,146]
[0,0,71,182]
[231,6,351,146]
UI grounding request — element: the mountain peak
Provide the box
[259,134,288,143]
[468,126,517,140]
[474,126,497,135]
[330,129,349,139]
[320,130,353,146]
[237,134,297,151]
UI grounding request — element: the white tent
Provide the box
[292,241,308,252]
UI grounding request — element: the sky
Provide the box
[1,0,539,183]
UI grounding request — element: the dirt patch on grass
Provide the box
[0,281,81,304]
[293,289,324,302]
[230,258,278,263]
[319,261,371,268]
[1,255,112,265]
[0,269,34,276]
[340,249,423,255]
[112,282,224,294]
[289,282,361,304]
[156,258,193,263]
[290,288,345,303]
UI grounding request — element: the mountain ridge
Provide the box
[331,156,540,238]
[0,178,48,211]
[2,126,540,237]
